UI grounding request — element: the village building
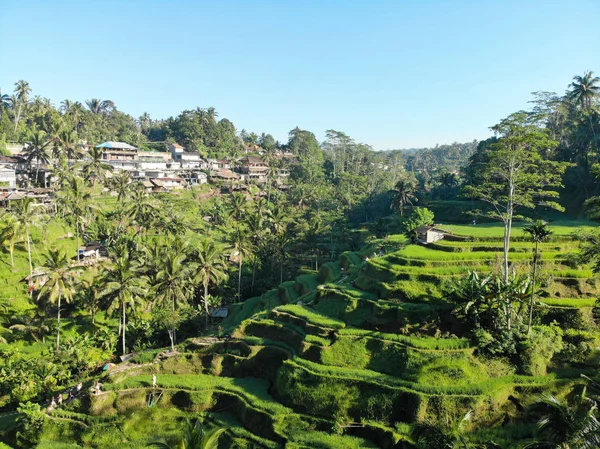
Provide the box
[0,164,17,188]
[179,171,208,185]
[155,177,186,189]
[415,225,446,243]
[240,155,268,182]
[210,169,240,182]
[206,158,221,171]
[97,141,139,161]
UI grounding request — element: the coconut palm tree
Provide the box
[126,186,158,244]
[523,395,600,448]
[0,213,20,267]
[83,146,113,185]
[568,71,600,110]
[99,248,146,355]
[78,278,101,325]
[86,98,115,115]
[151,249,196,350]
[13,80,31,131]
[0,88,10,119]
[389,177,417,217]
[148,419,225,449]
[523,220,552,334]
[227,226,252,300]
[58,129,84,161]
[22,126,51,186]
[11,198,45,290]
[109,170,132,202]
[273,231,292,284]
[63,177,98,258]
[34,249,79,351]
[227,192,246,220]
[193,239,227,325]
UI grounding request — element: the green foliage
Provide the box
[400,207,435,239]
[517,325,563,376]
[16,402,45,446]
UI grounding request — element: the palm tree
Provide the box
[151,249,196,350]
[0,213,20,267]
[523,220,552,334]
[86,98,115,115]
[83,146,113,185]
[110,170,132,202]
[273,231,292,284]
[148,419,225,449]
[11,198,45,290]
[389,178,417,217]
[0,88,10,119]
[568,71,600,110]
[22,126,51,186]
[58,129,84,161]
[59,99,73,114]
[78,278,101,325]
[194,239,227,326]
[13,80,31,132]
[34,249,79,351]
[228,226,252,300]
[126,186,158,243]
[227,192,246,220]
[99,248,146,355]
[523,395,600,448]
[63,177,97,258]
[246,212,267,292]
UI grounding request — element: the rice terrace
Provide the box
[1,1,600,448]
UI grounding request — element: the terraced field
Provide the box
[32,222,600,448]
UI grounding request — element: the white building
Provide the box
[0,164,17,188]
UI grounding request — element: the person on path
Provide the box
[57,394,63,406]
[68,390,74,401]
[76,382,82,394]
[50,397,56,409]
[152,374,157,388]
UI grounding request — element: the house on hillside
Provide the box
[156,177,186,189]
[416,226,446,243]
[210,169,239,182]
[0,164,17,188]
[240,156,268,182]
[97,141,138,161]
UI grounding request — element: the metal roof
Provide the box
[96,141,138,150]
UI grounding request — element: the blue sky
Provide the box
[0,0,598,150]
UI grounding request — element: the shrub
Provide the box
[517,325,563,376]
[400,207,435,240]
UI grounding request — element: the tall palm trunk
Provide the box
[204,281,209,326]
[122,301,126,355]
[9,241,14,267]
[238,256,242,300]
[75,216,80,260]
[251,258,256,294]
[14,103,22,132]
[56,293,62,351]
[26,229,33,296]
[527,241,539,334]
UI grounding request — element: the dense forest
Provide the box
[0,71,599,448]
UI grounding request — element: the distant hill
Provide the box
[387,140,479,174]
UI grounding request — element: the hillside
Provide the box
[13,220,599,448]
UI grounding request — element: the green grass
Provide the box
[538,297,597,308]
[338,328,471,350]
[276,305,346,329]
[396,245,564,262]
[440,220,597,239]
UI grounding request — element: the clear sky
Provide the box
[0,0,598,150]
